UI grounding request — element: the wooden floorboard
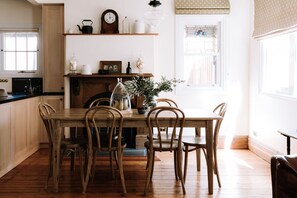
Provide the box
[0,149,272,198]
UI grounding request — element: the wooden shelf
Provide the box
[63,33,158,36]
[65,73,154,78]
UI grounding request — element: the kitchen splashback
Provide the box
[12,77,43,95]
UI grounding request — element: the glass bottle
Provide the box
[122,16,130,34]
[69,53,77,74]
[110,78,132,113]
[126,62,132,74]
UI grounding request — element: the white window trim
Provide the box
[259,31,297,99]
[175,15,226,95]
[0,25,42,78]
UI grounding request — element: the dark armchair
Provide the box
[271,155,297,198]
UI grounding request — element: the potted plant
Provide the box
[124,76,174,110]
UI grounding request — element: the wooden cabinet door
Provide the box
[42,4,64,92]
[0,103,12,176]
[27,97,40,151]
[11,100,28,160]
[40,96,64,143]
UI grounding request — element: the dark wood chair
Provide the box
[82,106,126,195]
[144,106,186,195]
[38,102,85,190]
[182,102,227,187]
[271,155,297,198]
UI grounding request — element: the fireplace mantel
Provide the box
[66,73,153,108]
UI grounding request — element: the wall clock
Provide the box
[101,9,119,34]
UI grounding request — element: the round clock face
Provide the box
[104,12,116,24]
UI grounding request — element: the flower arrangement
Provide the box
[124,76,174,108]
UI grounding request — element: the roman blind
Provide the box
[253,0,297,38]
[175,0,230,15]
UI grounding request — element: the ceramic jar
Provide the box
[134,20,145,34]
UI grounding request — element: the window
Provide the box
[0,29,40,75]
[260,31,297,97]
[175,15,224,94]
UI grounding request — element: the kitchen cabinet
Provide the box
[27,97,41,151]
[12,99,29,160]
[42,4,65,92]
[40,95,64,143]
[0,97,41,178]
[0,103,12,176]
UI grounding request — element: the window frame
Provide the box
[175,15,226,95]
[0,26,42,77]
[259,30,297,99]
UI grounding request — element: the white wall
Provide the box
[249,1,297,155]
[32,0,250,143]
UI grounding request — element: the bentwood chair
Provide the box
[144,106,186,195]
[145,98,179,169]
[89,98,111,107]
[88,97,123,180]
[82,106,126,195]
[38,102,86,190]
[155,98,179,138]
[182,103,227,187]
[155,98,178,107]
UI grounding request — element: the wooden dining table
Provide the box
[44,108,222,194]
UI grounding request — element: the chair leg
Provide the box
[183,145,189,183]
[145,147,150,170]
[109,151,115,179]
[174,151,179,181]
[45,146,53,190]
[150,151,155,182]
[117,149,126,195]
[70,150,76,172]
[81,148,93,194]
[177,149,186,194]
[91,149,97,181]
[144,148,154,195]
[213,147,221,187]
[113,150,119,169]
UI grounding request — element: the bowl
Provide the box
[0,88,8,97]
[137,107,146,114]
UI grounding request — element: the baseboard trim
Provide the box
[217,135,248,149]
[248,137,280,163]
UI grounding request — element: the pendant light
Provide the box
[144,0,166,33]
[148,0,161,7]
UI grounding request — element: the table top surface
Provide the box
[278,130,297,139]
[45,108,222,121]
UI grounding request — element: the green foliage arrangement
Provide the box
[124,76,174,107]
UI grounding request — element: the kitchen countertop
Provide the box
[0,92,64,105]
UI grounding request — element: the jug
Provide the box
[77,20,93,34]
[81,64,92,75]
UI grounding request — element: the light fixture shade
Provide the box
[144,1,166,33]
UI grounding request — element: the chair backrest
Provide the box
[156,98,178,107]
[146,106,185,152]
[38,102,56,145]
[89,98,111,107]
[84,106,124,152]
[213,103,227,147]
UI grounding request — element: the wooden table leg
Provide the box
[206,120,213,195]
[52,120,62,193]
[195,127,201,171]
